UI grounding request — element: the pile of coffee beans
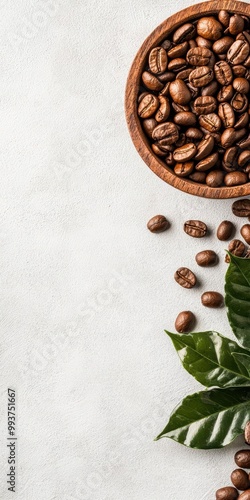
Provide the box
[138,11,250,187]
[216,423,250,499]
[147,198,250,333]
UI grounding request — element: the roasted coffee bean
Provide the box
[218,10,230,27]
[232,199,250,217]
[174,111,196,126]
[238,490,250,499]
[159,82,171,96]
[186,46,213,66]
[216,487,239,499]
[224,171,248,186]
[195,134,215,160]
[229,14,245,35]
[175,310,195,333]
[235,450,250,469]
[155,96,171,122]
[233,77,250,93]
[184,220,207,237]
[172,102,190,113]
[193,96,217,115]
[186,127,203,140]
[199,113,221,132]
[174,267,196,288]
[231,469,250,491]
[201,80,218,96]
[240,224,250,244]
[217,84,234,102]
[158,71,175,83]
[189,39,198,49]
[238,151,250,168]
[214,61,233,85]
[189,66,214,87]
[238,134,250,149]
[245,422,250,445]
[223,147,238,171]
[138,94,159,118]
[152,143,166,156]
[197,17,223,41]
[169,79,192,105]
[228,238,246,256]
[217,220,234,240]
[221,128,238,148]
[174,162,194,177]
[168,58,187,71]
[142,118,157,138]
[186,82,199,99]
[173,23,196,44]
[196,250,217,266]
[152,122,179,143]
[196,151,219,171]
[201,291,223,308]
[218,103,235,128]
[189,171,207,182]
[138,92,149,103]
[168,41,189,59]
[157,138,176,151]
[165,151,175,166]
[213,36,234,54]
[235,111,249,129]
[231,92,248,112]
[161,39,172,51]
[233,64,247,76]
[147,215,170,233]
[206,170,224,187]
[173,143,197,162]
[175,133,186,148]
[142,71,164,91]
[227,40,250,64]
[176,68,193,81]
[149,47,168,74]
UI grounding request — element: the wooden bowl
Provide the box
[125,0,250,199]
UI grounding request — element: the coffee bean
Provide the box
[138,94,159,118]
[186,46,213,66]
[235,112,249,129]
[233,77,250,93]
[173,23,196,44]
[201,80,219,96]
[221,128,238,148]
[199,113,221,133]
[193,96,217,115]
[149,47,168,74]
[228,239,246,256]
[218,103,235,128]
[235,450,250,468]
[229,14,245,35]
[233,64,247,76]
[217,220,234,240]
[161,39,172,51]
[196,35,212,49]
[231,92,248,112]
[165,151,174,166]
[232,199,250,217]
[223,147,238,171]
[196,250,217,266]
[174,267,196,288]
[238,490,250,499]
[241,224,250,244]
[214,61,233,85]
[195,135,215,161]
[152,143,166,156]
[176,68,193,81]
[147,215,170,233]
[231,469,250,491]
[172,102,190,113]
[168,57,187,71]
[225,171,248,186]
[238,134,250,149]
[169,79,191,105]
[217,84,234,102]
[227,40,250,64]
[189,171,207,183]
[245,422,250,445]
[213,36,234,54]
[206,170,224,187]
[142,71,164,91]
[174,111,196,126]
[184,220,207,237]
[158,71,175,83]
[196,151,219,171]
[157,139,175,152]
[175,310,195,333]
[173,143,197,162]
[186,127,203,140]
[152,122,179,143]
[238,151,250,168]
[201,291,223,307]
[189,66,214,87]
[216,486,239,499]
[197,17,223,41]
[168,41,189,59]
[155,96,171,122]
[174,162,194,177]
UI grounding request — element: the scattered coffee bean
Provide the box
[201,291,224,307]
[184,220,207,237]
[231,469,250,491]
[195,250,217,266]
[235,450,250,469]
[174,267,196,288]
[216,486,239,500]
[241,224,250,244]
[175,310,195,333]
[217,220,234,240]
[147,215,170,233]
[228,239,246,257]
[245,422,250,445]
[238,490,250,499]
[232,199,250,217]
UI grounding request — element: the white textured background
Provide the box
[0,0,248,499]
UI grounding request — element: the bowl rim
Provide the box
[125,0,250,199]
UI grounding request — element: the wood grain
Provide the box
[125,0,250,199]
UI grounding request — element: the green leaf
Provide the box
[225,253,250,349]
[166,330,250,388]
[156,386,250,448]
